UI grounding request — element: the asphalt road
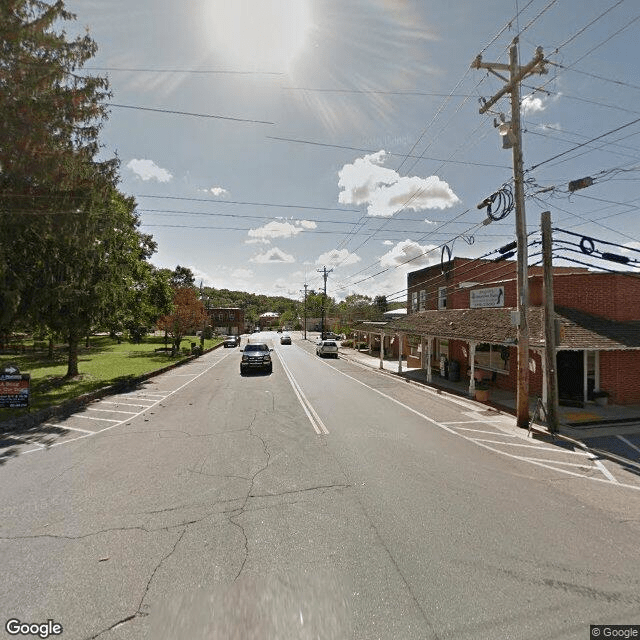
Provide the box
[1,331,639,639]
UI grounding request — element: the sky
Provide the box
[65,0,640,305]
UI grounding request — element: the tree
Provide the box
[0,2,160,377]
[374,295,388,315]
[157,288,206,355]
[170,265,195,288]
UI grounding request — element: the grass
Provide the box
[0,334,221,422]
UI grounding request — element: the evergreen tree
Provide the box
[0,1,156,376]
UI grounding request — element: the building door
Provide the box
[557,350,584,404]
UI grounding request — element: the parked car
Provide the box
[280,334,291,345]
[223,335,240,348]
[240,342,273,374]
[316,340,339,358]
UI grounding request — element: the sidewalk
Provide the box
[339,346,640,438]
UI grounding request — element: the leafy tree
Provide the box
[0,1,158,376]
[157,287,206,355]
[374,295,388,314]
[170,265,195,288]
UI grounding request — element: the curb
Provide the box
[0,343,222,434]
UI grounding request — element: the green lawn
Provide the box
[0,335,221,422]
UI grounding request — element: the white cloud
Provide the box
[316,248,361,266]
[382,240,394,246]
[250,247,295,264]
[380,239,439,269]
[232,268,254,279]
[246,219,316,244]
[245,237,271,245]
[338,150,459,217]
[521,94,546,115]
[206,186,230,198]
[126,158,172,182]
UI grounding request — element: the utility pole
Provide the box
[472,39,547,429]
[541,211,559,433]
[317,266,333,339]
[300,283,309,340]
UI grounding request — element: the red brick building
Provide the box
[382,257,640,406]
[206,307,244,336]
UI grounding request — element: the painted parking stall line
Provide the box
[306,352,640,492]
[16,351,234,458]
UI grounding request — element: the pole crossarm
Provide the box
[472,45,547,115]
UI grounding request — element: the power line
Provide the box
[265,136,509,169]
[547,61,640,92]
[281,87,473,97]
[135,194,360,212]
[565,13,640,69]
[108,103,275,125]
[550,0,626,54]
[86,66,283,76]
[527,116,640,171]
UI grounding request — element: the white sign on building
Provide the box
[470,286,505,308]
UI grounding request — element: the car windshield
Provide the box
[244,344,268,352]
[323,341,337,347]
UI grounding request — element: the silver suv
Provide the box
[240,343,273,374]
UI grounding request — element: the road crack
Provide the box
[227,411,272,581]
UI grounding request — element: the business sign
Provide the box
[470,286,505,308]
[0,365,30,409]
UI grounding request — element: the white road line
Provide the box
[586,452,619,483]
[618,435,640,456]
[442,420,488,425]
[19,352,233,457]
[453,427,518,437]
[86,408,138,415]
[99,401,152,408]
[473,438,592,455]
[74,415,121,423]
[307,352,640,492]
[278,354,329,435]
[43,423,95,434]
[521,457,597,469]
[127,394,166,399]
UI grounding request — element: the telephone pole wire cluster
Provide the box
[472,39,547,429]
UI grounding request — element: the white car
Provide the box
[316,340,339,358]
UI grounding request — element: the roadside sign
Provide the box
[470,286,505,308]
[0,364,30,409]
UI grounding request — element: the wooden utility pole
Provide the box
[300,283,310,340]
[472,39,547,428]
[541,211,559,433]
[317,266,333,339]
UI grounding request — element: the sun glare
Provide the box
[204,0,312,72]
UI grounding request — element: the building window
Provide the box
[438,287,447,309]
[411,291,418,312]
[419,290,426,311]
[475,343,510,373]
